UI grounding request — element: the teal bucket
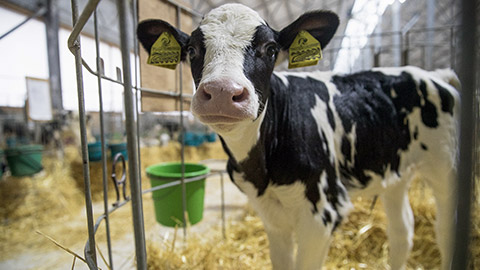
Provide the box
[109,143,128,161]
[88,142,102,162]
[5,145,43,177]
[146,162,210,227]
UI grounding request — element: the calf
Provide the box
[138,4,460,270]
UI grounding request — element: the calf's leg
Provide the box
[294,211,333,270]
[265,227,294,270]
[381,179,414,270]
[424,170,456,270]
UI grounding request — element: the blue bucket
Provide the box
[109,143,128,161]
[183,132,205,147]
[88,142,102,162]
[205,132,217,142]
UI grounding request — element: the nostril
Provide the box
[232,89,248,102]
[197,86,212,101]
[202,89,212,100]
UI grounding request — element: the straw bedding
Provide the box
[145,177,480,270]
[0,141,478,269]
[0,142,227,261]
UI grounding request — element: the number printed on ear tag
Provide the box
[288,30,322,69]
[147,32,181,70]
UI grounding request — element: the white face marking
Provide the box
[196,4,266,135]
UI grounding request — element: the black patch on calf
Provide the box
[421,143,428,150]
[322,209,332,226]
[432,80,455,115]
[187,28,206,87]
[341,135,352,163]
[333,71,408,185]
[419,80,438,128]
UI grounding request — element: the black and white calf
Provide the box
[138,4,460,270]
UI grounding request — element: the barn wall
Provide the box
[138,0,195,112]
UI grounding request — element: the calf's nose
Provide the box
[196,79,249,104]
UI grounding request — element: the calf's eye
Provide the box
[265,44,278,58]
[187,46,197,60]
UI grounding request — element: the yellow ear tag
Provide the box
[288,30,322,69]
[147,32,181,70]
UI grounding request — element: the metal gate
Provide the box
[67,0,477,269]
[67,0,225,269]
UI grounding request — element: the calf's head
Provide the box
[138,4,339,134]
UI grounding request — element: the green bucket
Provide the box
[146,162,210,227]
[5,145,44,177]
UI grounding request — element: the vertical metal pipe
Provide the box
[70,0,97,268]
[450,27,455,69]
[425,0,435,70]
[45,0,63,111]
[391,1,401,67]
[132,0,142,178]
[93,9,114,270]
[374,16,382,61]
[403,32,410,66]
[176,5,188,239]
[220,173,226,239]
[452,0,476,268]
[399,31,403,67]
[116,1,147,269]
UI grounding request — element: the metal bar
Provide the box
[333,25,459,40]
[132,0,142,199]
[176,5,188,238]
[452,0,476,268]
[70,0,97,268]
[0,6,47,40]
[93,8,113,270]
[220,173,226,239]
[165,0,203,18]
[391,1,401,67]
[116,1,147,269]
[143,172,223,194]
[137,86,193,99]
[45,0,63,111]
[68,0,100,53]
[67,0,201,78]
[425,0,436,70]
[450,26,455,69]
[403,32,410,66]
[67,0,101,77]
[90,172,226,246]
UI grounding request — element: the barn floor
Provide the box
[0,142,478,270]
[0,151,249,270]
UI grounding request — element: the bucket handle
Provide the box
[111,153,129,207]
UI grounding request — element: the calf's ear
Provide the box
[137,19,190,61]
[277,11,339,51]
